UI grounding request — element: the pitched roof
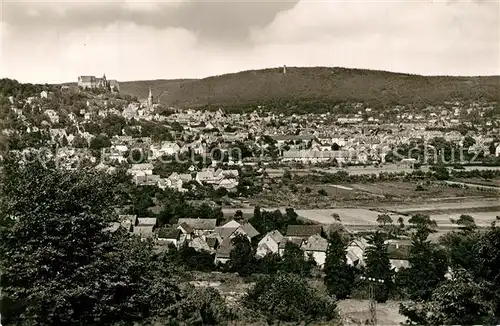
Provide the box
[238,222,260,238]
[278,237,304,249]
[133,225,154,237]
[178,218,217,230]
[79,76,94,82]
[268,230,284,243]
[137,217,157,226]
[189,237,211,252]
[286,225,323,238]
[158,228,181,240]
[221,220,241,229]
[215,238,233,258]
[177,222,194,234]
[301,234,328,252]
[215,226,238,239]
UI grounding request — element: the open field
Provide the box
[266,165,500,178]
[248,180,497,210]
[382,198,500,213]
[454,178,500,187]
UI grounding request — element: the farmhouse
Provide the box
[301,234,329,267]
[256,230,284,258]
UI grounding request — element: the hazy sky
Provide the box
[1,0,499,83]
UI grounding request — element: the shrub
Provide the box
[244,272,338,323]
[318,189,328,196]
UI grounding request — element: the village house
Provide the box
[346,238,369,267]
[157,228,182,248]
[285,225,323,240]
[189,237,213,253]
[256,230,284,258]
[301,234,329,267]
[214,238,232,265]
[127,163,154,177]
[131,217,157,239]
[150,142,181,159]
[177,218,217,237]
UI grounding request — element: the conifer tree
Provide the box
[364,231,393,302]
[324,230,355,299]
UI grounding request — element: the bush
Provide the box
[318,189,328,196]
[244,272,338,324]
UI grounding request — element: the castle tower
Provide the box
[147,87,153,110]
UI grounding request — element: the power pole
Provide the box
[360,276,385,325]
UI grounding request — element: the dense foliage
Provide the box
[244,272,338,324]
[324,230,357,299]
[118,67,500,112]
[0,158,191,325]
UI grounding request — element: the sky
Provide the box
[1,0,499,83]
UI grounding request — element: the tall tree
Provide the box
[364,231,393,302]
[228,234,255,276]
[280,242,313,277]
[440,215,480,272]
[324,230,356,299]
[398,223,448,301]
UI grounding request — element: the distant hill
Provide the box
[102,67,500,111]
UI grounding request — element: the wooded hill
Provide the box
[119,67,500,110]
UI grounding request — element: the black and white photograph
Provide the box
[1,0,499,325]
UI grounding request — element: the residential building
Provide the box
[256,230,283,258]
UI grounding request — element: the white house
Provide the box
[347,238,368,267]
[301,234,328,267]
[256,230,283,258]
[127,163,154,177]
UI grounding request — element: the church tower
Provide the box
[147,87,153,110]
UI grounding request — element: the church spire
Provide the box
[148,87,152,98]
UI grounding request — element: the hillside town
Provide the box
[1,74,500,326]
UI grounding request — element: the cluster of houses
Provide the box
[124,163,240,191]
[5,86,500,173]
[109,215,410,270]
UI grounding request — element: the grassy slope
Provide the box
[116,67,500,108]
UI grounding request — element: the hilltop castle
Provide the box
[77,74,119,92]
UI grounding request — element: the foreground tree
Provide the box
[400,269,498,325]
[228,234,255,276]
[397,219,448,301]
[364,231,393,302]
[324,230,356,299]
[280,242,313,277]
[244,272,338,324]
[440,215,480,272]
[0,157,194,325]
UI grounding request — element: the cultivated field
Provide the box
[383,198,500,213]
